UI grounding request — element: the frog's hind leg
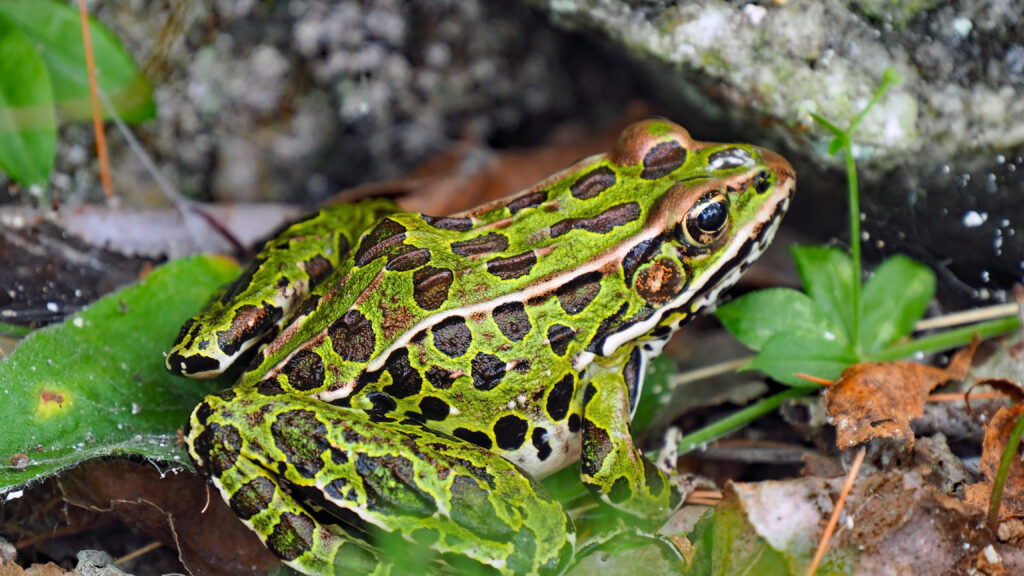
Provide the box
[167,198,399,378]
[187,391,575,576]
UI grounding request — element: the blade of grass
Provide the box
[677,387,811,455]
[869,315,1021,362]
[989,408,1024,528]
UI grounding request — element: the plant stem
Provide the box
[845,145,862,355]
[677,387,811,455]
[989,408,1024,527]
[869,315,1021,362]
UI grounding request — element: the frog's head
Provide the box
[602,119,795,348]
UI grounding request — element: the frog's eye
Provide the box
[681,191,729,246]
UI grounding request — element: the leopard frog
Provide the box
[166,119,794,575]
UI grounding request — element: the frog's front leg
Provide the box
[187,390,575,576]
[579,346,681,522]
[167,198,398,378]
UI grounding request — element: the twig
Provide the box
[77,0,114,200]
[115,540,163,565]
[806,447,865,576]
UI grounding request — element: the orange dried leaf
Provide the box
[824,336,980,449]
[965,403,1024,520]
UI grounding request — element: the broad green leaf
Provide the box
[792,246,856,347]
[684,501,791,575]
[715,288,848,351]
[0,255,238,491]
[745,333,858,388]
[859,255,935,354]
[0,19,55,185]
[0,0,155,123]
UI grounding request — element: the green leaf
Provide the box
[858,255,935,354]
[0,19,56,185]
[745,333,858,388]
[792,246,856,348]
[630,353,673,434]
[715,288,847,351]
[0,255,239,491]
[684,502,791,576]
[0,0,155,123]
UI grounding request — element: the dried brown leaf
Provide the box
[824,336,980,449]
[965,403,1024,522]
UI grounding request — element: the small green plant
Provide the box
[0,0,155,188]
[677,69,1020,454]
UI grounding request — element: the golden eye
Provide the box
[682,191,729,245]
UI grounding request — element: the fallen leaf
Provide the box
[59,460,279,576]
[824,336,980,449]
[965,403,1024,522]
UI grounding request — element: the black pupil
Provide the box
[696,200,727,232]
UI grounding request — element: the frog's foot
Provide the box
[572,517,685,570]
[186,390,575,576]
[167,198,399,378]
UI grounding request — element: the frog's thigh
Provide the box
[579,346,681,522]
[188,392,574,576]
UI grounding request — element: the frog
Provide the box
[166,119,794,576]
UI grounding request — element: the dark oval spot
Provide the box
[567,414,581,433]
[641,140,687,180]
[382,348,422,399]
[449,475,510,539]
[418,396,450,421]
[532,427,552,461]
[580,419,613,477]
[451,233,510,257]
[229,476,277,520]
[354,218,408,266]
[545,374,574,421]
[486,251,537,280]
[471,352,506,391]
[622,347,642,415]
[271,409,329,479]
[386,246,432,272]
[507,190,548,214]
[422,215,473,231]
[453,427,493,450]
[193,422,242,476]
[493,415,529,450]
[216,303,283,357]
[425,365,456,389]
[431,316,472,357]
[555,272,602,315]
[621,236,664,287]
[304,255,334,288]
[283,349,325,391]
[266,511,315,561]
[492,301,531,342]
[635,258,685,305]
[365,391,397,416]
[355,453,438,518]
[412,266,454,310]
[328,309,377,362]
[570,166,617,200]
[546,324,576,356]
[549,202,641,238]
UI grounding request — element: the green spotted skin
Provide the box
[168,119,795,575]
